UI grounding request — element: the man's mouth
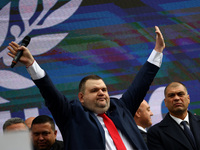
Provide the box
[38,142,46,146]
[174,103,182,107]
[97,98,105,101]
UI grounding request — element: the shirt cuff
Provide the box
[26,61,45,80]
[147,49,163,68]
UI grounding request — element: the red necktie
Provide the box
[98,113,126,150]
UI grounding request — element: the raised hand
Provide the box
[7,42,34,67]
[154,26,165,53]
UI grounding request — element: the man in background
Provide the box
[25,117,36,129]
[134,100,153,143]
[147,82,200,150]
[2,117,32,150]
[31,115,64,150]
[3,117,28,132]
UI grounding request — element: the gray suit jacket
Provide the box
[147,111,200,150]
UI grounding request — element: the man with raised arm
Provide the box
[7,26,165,150]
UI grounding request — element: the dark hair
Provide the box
[79,75,103,93]
[31,115,55,131]
[164,81,188,96]
[3,117,27,131]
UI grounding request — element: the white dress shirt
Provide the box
[170,113,190,129]
[137,125,147,133]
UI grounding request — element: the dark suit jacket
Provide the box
[139,129,147,144]
[33,61,159,150]
[147,111,200,150]
[34,140,64,150]
[51,140,64,150]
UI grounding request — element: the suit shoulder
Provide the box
[189,111,200,120]
[147,122,162,133]
[193,113,200,119]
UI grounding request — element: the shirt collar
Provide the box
[137,125,147,133]
[169,112,189,125]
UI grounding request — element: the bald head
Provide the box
[25,117,35,129]
[164,82,188,97]
[134,100,153,128]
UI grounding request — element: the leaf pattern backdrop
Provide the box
[0,0,200,137]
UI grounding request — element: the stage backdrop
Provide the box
[0,0,200,139]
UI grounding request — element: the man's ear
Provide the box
[54,130,57,136]
[188,94,190,104]
[53,130,57,140]
[135,110,140,118]
[78,92,84,105]
[164,98,167,106]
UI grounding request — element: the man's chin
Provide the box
[97,101,108,107]
[37,144,48,150]
[95,106,109,114]
[172,108,186,115]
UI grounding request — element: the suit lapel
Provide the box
[89,112,105,143]
[160,113,193,150]
[107,107,147,149]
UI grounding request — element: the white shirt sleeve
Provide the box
[27,49,163,80]
[147,49,163,68]
[26,61,45,80]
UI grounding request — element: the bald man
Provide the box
[134,100,153,143]
[147,82,200,150]
[25,117,36,129]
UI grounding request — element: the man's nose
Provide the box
[98,89,104,95]
[38,134,44,140]
[174,94,180,100]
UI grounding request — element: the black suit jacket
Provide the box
[147,111,200,150]
[33,61,159,150]
[139,129,147,144]
[51,140,64,150]
[34,140,64,150]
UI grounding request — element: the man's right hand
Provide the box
[7,42,35,67]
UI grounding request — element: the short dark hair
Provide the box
[164,81,188,96]
[3,117,26,131]
[79,75,103,93]
[31,115,55,131]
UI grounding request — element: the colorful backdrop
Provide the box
[1,0,200,139]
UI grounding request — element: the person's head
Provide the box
[164,82,190,119]
[3,117,28,132]
[31,115,57,150]
[78,75,110,114]
[134,100,153,128]
[25,117,35,129]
